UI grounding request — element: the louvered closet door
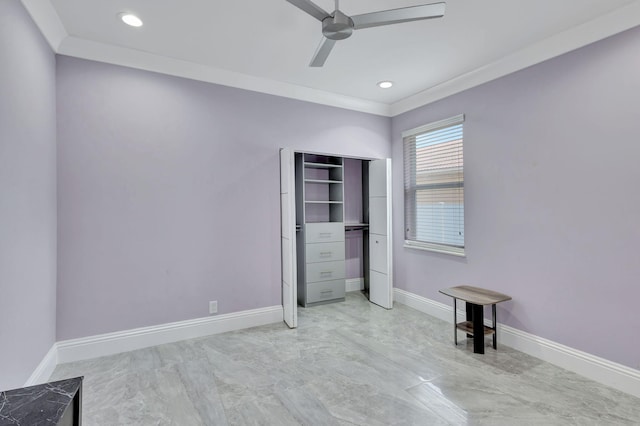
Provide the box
[280,148,297,328]
[369,158,393,309]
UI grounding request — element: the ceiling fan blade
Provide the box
[309,37,337,67]
[351,2,446,30]
[285,0,330,21]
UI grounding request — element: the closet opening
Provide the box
[280,149,393,328]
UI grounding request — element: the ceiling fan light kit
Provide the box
[286,0,446,67]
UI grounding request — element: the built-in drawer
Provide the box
[305,242,345,263]
[306,260,345,283]
[305,222,344,244]
[306,279,345,304]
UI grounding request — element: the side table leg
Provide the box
[465,302,473,338]
[492,304,497,350]
[453,298,457,345]
[472,303,485,354]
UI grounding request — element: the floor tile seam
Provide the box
[219,382,322,425]
[271,386,339,425]
[395,383,463,424]
[486,385,628,422]
[332,333,449,381]
[173,362,225,410]
[311,400,391,426]
[512,384,618,412]
[156,367,208,424]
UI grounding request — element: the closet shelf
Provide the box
[345,223,369,231]
[305,200,343,204]
[304,179,343,184]
[304,162,343,169]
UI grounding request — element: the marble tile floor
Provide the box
[50,292,640,425]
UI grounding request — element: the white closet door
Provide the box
[280,148,297,328]
[369,158,393,309]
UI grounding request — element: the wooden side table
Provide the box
[439,285,512,354]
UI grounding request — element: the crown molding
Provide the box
[19,0,640,118]
[390,1,640,116]
[56,36,392,117]
[20,0,67,51]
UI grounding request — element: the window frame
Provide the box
[402,114,465,257]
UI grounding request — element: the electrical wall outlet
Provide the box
[209,300,218,315]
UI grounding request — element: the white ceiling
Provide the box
[21,0,640,115]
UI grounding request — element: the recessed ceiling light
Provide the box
[119,13,143,27]
[377,81,393,89]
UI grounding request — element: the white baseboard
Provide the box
[24,344,58,386]
[56,305,283,364]
[393,288,640,399]
[346,278,364,292]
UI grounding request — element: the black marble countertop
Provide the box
[0,377,83,425]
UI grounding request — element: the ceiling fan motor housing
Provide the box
[285,0,446,66]
[322,10,354,40]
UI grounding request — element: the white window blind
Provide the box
[403,114,464,255]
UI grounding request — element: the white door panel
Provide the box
[370,270,390,307]
[368,158,393,310]
[281,193,291,240]
[280,152,290,194]
[369,159,388,197]
[282,237,292,284]
[369,197,387,236]
[282,281,293,325]
[369,233,388,274]
[280,148,297,328]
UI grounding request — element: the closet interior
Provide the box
[294,153,371,307]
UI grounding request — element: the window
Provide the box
[403,114,464,256]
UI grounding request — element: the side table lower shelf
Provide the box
[456,320,495,336]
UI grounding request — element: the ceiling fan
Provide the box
[286,0,446,67]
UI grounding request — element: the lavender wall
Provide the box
[391,26,640,369]
[0,0,57,389]
[56,56,390,340]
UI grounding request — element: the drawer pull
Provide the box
[320,271,332,276]
[319,252,332,257]
[319,232,332,238]
[320,290,333,295]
